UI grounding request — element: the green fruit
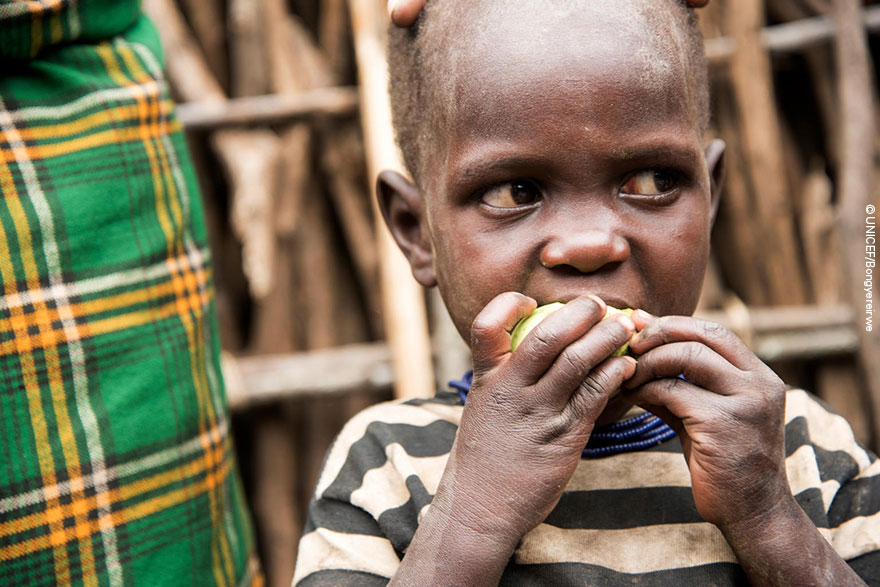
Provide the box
[509,302,635,354]
[604,306,635,356]
[510,302,565,351]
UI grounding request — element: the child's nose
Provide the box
[539,225,630,274]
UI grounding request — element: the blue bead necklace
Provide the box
[448,371,676,458]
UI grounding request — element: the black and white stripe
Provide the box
[294,389,880,585]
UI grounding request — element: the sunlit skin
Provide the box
[388,0,712,27]
[377,2,866,585]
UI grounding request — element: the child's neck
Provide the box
[595,396,642,426]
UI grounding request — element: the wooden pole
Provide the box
[705,5,880,64]
[832,0,880,447]
[320,125,384,333]
[251,410,300,586]
[178,0,228,88]
[430,288,472,391]
[727,0,810,305]
[175,87,359,129]
[347,0,435,399]
[713,84,770,305]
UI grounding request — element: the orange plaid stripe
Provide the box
[0,430,233,559]
[0,255,211,356]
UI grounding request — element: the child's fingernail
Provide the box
[585,294,606,312]
[623,356,637,375]
[635,309,654,321]
[617,314,635,332]
[387,0,399,19]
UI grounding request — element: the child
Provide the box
[294,0,880,584]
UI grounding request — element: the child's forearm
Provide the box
[389,491,519,586]
[720,494,866,586]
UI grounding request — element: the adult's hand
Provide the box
[389,0,711,27]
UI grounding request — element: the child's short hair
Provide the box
[388,0,710,187]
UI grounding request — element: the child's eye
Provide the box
[621,170,679,196]
[480,180,542,208]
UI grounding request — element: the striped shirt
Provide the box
[294,388,880,585]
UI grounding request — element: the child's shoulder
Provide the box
[784,387,875,465]
[312,392,463,499]
[783,387,878,506]
[784,389,880,569]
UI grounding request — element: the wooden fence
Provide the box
[143,0,879,583]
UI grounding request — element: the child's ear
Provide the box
[376,170,437,287]
[705,138,726,226]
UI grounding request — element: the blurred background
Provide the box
[141,0,879,584]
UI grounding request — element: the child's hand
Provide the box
[624,313,789,531]
[433,292,637,546]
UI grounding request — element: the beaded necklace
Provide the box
[448,371,676,458]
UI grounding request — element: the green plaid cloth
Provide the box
[1,2,261,585]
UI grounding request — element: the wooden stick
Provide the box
[832,0,880,446]
[764,0,843,168]
[223,0,287,305]
[706,4,880,64]
[266,6,332,92]
[250,231,299,353]
[228,0,269,97]
[799,165,845,305]
[728,0,810,305]
[143,0,225,101]
[690,303,859,361]
[265,11,333,233]
[802,49,841,170]
[712,84,770,305]
[348,0,436,399]
[713,304,853,332]
[175,87,359,129]
[751,328,857,361]
[213,129,283,301]
[178,0,228,88]
[696,253,727,311]
[223,343,393,409]
[321,125,384,334]
[319,0,353,82]
[251,410,300,587]
[817,358,871,446]
[430,288,472,391]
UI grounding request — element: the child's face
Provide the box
[381,3,723,343]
